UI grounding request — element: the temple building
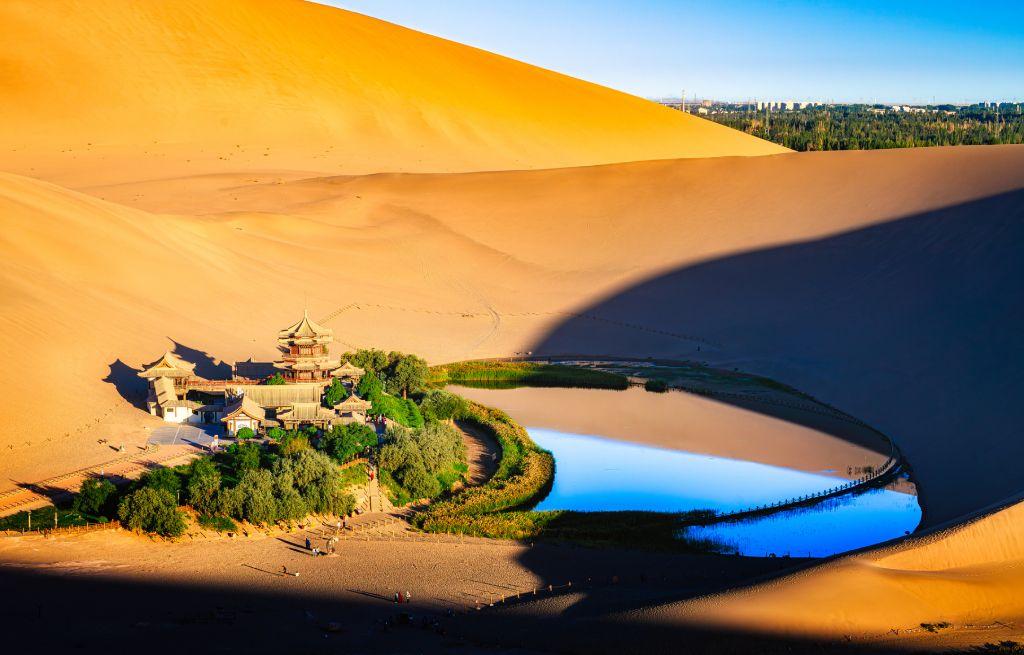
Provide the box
[275,310,343,383]
[138,311,378,436]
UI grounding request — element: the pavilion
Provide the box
[138,311,377,436]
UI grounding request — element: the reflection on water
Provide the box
[528,428,920,557]
[682,487,919,557]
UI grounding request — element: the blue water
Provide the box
[527,428,920,557]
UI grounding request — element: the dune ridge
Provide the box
[1,0,1023,647]
[0,0,784,187]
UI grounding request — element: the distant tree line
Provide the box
[705,104,1024,151]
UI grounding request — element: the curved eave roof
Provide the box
[278,310,333,342]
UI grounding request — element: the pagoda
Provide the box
[274,310,342,383]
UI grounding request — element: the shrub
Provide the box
[266,426,286,441]
[412,400,554,538]
[644,378,669,393]
[279,432,311,455]
[264,373,287,385]
[319,423,377,463]
[197,515,237,532]
[73,478,118,517]
[140,467,183,499]
[235,427,256,441]
[185,458,221,514]
[323,378,349,407]
[226,441,261,474]
[118,487,186,537]
[419,389,468,422]
[378,422,465,501]
[397,460,440,500]
[429,361,629,390]
[234,469,278,525]
[274,449,353,515]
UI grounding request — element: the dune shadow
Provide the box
[532,190,1024,529]
[169,340,232,379]
[103,359,148,409]
[0,559,904,654]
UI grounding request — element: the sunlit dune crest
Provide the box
[1,0,1023,650]
[0,0,784,185]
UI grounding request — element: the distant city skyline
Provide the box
[325,1,1023,104]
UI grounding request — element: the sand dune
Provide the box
[0,0,783,188]
[2,1,1024,648]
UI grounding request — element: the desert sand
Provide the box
[1,0,1023,651]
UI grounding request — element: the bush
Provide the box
[324,378,349,407]
[118,487,186,537]
[73,478,118,517]
[378,422,465,502]
[140,467,183,499]
[412,400,554,538]
[274,449,354,515]
[235,426,256,441]
[225,441,261,474]
[429,361,629,390]
[264,373,287,385]
[644,378,669,393]
[266,426,286,441]
[279,432,311,455]
[197,515,237,532]
[419,389,468,422]
[397,461,440,500]
[233,469,279,525]
[358,370,424,427]
[319,423,377,463]
[185,458,221,514]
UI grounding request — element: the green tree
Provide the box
[420,389,467,422]
[319,423,377,463]
[226,441,261,474]
[235,426,255,441]
[118,487,186,537]
[323,378,349,407]
[185,458,221,514]
[274,449,351,514]
[73,478,117,517]
[356,370,384,400]
[279,432,311,455]
[343,349,391,377]
[264,373,287,385]
[140,467,182,499]
[397,460,441,499]
[392,354,429,398]
[266,426,286,441]
[234,469,279,525]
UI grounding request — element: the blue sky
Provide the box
[322,1,1023,104]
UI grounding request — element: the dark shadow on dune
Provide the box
[0,563,914,654]
[532,190,1024,529]
[103,359,148,409]
[170,340,232,379]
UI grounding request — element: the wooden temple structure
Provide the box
[138,312,370,436]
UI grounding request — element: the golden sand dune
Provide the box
[1,1,1023,647]
[0,0,783,187]
[2,144,1022,646]
[656,499,1024,641]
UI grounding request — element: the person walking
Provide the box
[403,591,411,604]
[305,536,311,550]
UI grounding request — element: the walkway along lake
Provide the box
[452,386,921,557]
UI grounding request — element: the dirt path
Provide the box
[456,419,500,485]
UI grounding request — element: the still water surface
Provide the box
[528,428,920,557]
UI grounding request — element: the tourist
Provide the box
[305,536,311,550]
[404,590,411,603]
